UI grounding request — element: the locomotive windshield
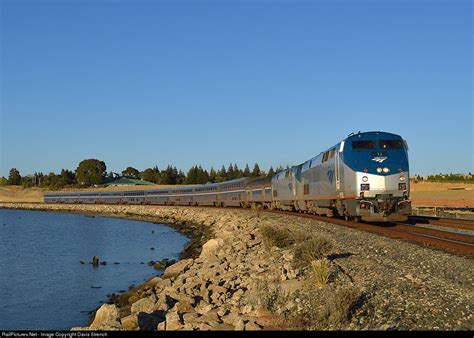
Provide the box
[352,139,404,150]
[379,140,404,149]
[352,140,376,150]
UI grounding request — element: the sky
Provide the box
[1,0,472,177]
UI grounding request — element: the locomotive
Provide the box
[45,131,411,222]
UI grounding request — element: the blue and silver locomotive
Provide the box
[271,131,411,221]
[45,131,411,222]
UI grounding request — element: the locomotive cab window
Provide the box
[352,140,376,150]
[328,148,335,160]
[379,140,403,149]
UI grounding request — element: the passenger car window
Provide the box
[352,141,376,150]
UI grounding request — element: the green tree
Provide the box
[243,164,251,177]
[267,166,275,177]
[76,159,107,186]
[0,177,7,185]
[216,165,227,182]
[60,169,76,185]
[209,167,217,183]
[8,168,21,185]
[186,166,198,184]
[177,170,186,184]
[233,163,242,179]
[140,168,155,182]
[160,165,178,184]
[122,167,140,179]
[227,163,235,180]
[151,166,161,184]
[196,166,209,184]
[251,163,261,178]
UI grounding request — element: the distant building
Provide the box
[105,177,154,186]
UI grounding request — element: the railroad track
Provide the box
[407,215,474,231]
[265,210,474,257]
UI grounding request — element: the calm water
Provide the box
[0,209,189,330]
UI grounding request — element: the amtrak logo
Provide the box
[372,157,387,163]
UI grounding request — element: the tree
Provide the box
[0,177,7,185]
[196,166,209,184]
[275,165,285,174]
[140,168,155,182]
[122,167,140,179]
[227,163,235,180]
[216,166,227,182]
[267,166,275,177]
[160,165,179,184]
[233,164,242,179]
[251,163,261,178]
[209,167,217,183]
[177,170,186,184]
[186,166,198,184]
[153,165,161,184]
[76,159,107,186]
[8,168,21,185]
[243,164,251,177]
[60,169,76,185]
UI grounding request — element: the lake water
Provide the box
[0,208,189,330]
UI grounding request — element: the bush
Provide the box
[310,258,331,287]
[326,287,360,326]
[293,236,333,268]
[257,280,288,314]
[289,286,361,329]
[260,225,293,249]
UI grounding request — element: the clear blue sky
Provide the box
[1,0,472,177]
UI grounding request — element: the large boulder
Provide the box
[200,239,223,257]
[90,304,121,330]
[162,258,194,279]
[131,294,157,314]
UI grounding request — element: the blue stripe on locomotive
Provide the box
[340,131,409,175]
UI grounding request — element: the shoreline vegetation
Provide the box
[0,202,472,331]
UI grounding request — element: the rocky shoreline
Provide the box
[1,202,472,331]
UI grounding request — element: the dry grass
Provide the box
[260,225,293,249]
[284,286,361,330]
[410,182,473,192]
[0,186,44,203]
[257,280,289,314]
[310,258,331,287]
[293,236,333,269]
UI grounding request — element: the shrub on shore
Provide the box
[293,236,333,268]
[260,225,293,249]
[310,258,331,287]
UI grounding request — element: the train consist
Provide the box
[45,131,411,222]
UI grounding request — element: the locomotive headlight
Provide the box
[376,167,383,173]
[383,167,390,173]
[400,175,406,181]
[362,176,368,182]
